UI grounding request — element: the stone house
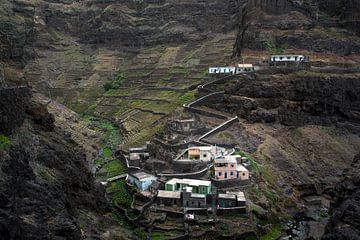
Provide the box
[217,191,246,208]
[127,171,157,191]
[182,189,207,208]
[170,118,198,132]
[157,190,181,207]
[165,178,212,195]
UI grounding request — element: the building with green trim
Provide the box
[165,178,212,195]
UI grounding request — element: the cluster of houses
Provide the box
[128,171,247,211]
[126,146,250,212]
[209,54,310,75]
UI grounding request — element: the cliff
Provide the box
[0,87,127,239]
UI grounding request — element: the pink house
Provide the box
[214,155,249,180]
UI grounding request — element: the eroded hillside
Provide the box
[1,0,360,239]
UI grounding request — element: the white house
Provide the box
[236,64,255,73]
[177,146,226,162]
[127,171,158,191]
[270,55,308,62]
[209,67,236,74]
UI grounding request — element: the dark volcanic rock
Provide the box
[0,87,32,135]
[322,153,360,240]
[212,73,360,126]
[0,89,110,240]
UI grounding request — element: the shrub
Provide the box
[103,71,126,91]
[0,134,11,151]
[266,40,287,55]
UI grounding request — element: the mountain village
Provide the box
[98,54,311,237]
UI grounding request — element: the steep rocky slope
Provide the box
[0,88,130,239]
[1,0,360,239]
[322,153,360,240]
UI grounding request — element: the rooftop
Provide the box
[157,190,181,199]
[218,193,236,199]
[271,54,304,57]
[215,157,237,164]
[189,146,214,151]
[226,191,246,202]
[236,164,249,172]
[238,64,253,68]
[166,178,212,187]
[190,193,206,198]
[176,118,196,123]
[129,171,156,181]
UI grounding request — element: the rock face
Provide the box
[322,153,360,239]
[209,72,360,127]
[0,87,32,135]
[0,88,112,239]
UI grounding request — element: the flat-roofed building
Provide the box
[217,191,246,208]
[270,55,309,62]
[165,178,212,195]
[157,190,181,207]
[127,171,157,191]
[214,155,249,181]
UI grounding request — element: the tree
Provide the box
[232,0,253,59]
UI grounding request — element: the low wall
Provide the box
[199,117,239,141]
[154,208,184,218]
[187,91,224,108]
[185,107,228,120]
[216,206,247,215]
[153,138,210,151]
[157,164,212,179]
[211,178,250,189]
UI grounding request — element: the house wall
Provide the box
[237,170,249,180]
[199,149,212,162]
[215,163,237,180]
[128,175,157,191]
[217,198,237,208]
[183,193,207,208]
[271,55,305,62]
[165,182,211,194]
[157,197,181,207]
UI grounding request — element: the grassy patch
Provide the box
[107,180,132,208]
[104,71,126,91]
[177,90,196,106]
[266,40,287,55]
[260,223,282,240]
[0,134,11,151]
[103,160,126,177]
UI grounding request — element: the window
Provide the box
[219,172,222,176]
[242,173,246,176]
[203,154,207,158]
[231,164,234,168]
[280,57,283,60]
[230,172,234,176]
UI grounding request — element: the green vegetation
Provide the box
[102,160,126,178]
[260,223,282,240]
[177,90,196,106]
[35,164,56,184]
[107,180,132,208]
[104,71,126,91]
[266,40,287,55]
[0,134,11,151]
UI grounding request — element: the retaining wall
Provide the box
[211,178,250,189]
